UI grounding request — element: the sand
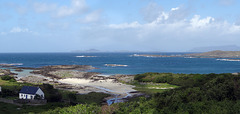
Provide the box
[58,78,136,95]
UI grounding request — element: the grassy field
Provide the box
[132,82,178,94]
[0,78,34,88]
[0,78,19,86]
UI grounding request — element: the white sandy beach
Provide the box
[58,78,136,95]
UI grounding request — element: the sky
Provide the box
[0,0,240,52]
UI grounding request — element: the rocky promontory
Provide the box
[0,69,17,76]
[132,50,240,58]
[186,50,240,58]
[29,65,97,79]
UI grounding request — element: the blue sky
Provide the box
[0,0,240,52]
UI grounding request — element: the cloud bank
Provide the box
[0,0,240,52]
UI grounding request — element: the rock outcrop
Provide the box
[0,69,17,76]
[29,65,96,79]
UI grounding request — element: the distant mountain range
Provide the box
[189,45,240,52]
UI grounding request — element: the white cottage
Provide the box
[19,86,44,100]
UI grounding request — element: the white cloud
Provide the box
[171,7,179,11]
[56,0,88,17]
[149,12,169,25]
[142,5,190,25]
[32,0,88,17]
[10,27,31,33]
[226,24,240,34]
[109,21,141,29]
[101,6,240,51]
[141,2,163,22]
[190,15,215,28]
[0,27,33,35]
[80,10,102,23]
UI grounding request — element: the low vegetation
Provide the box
[41,104,100,114]
[132,82,178,94]
[1,75,16,82]
[2,73,240,113]
[0,76,110,113]
[115,73,240,113]
[0,102,71,114]
[0,77,34,98]
[43,73,240,113]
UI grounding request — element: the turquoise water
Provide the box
[0,53,240,75]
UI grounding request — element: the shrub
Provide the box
[1,75,15,81]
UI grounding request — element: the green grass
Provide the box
[76,92,111,105]
[4,96,18,100]
[0,102,71,114]
[59,90,110,105]
[132,82,178,94]
[0,79,19,86]
[0,79,36,99]
[58,89,77,100]
[51,71,75,78]
[0,102,20,114]
[0,79,35,87]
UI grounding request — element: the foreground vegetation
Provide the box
[0,76,110,113]
[43,73,240,113]
[2,73,240,113]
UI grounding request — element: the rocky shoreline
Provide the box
[0,69,17,76]
[0,64,139,105]
[15,65,97,79]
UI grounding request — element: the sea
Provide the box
[0,52,240,75]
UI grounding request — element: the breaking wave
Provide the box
[76,55,97,58]
[216,59,240,62]
[0,63,23,66]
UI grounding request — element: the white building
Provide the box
[19,86,44,100]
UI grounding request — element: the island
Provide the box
[132,50,240,58]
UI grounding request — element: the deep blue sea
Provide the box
[0,52,240,75]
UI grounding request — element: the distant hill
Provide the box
[186,50,240,58]
[71,49,100,53]
[132,50,240,58]
[189,45,240,52]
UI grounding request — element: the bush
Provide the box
[0,88,16,97]
[40,84,62,102]
[42,104,101,114]
[1,75,15,81]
